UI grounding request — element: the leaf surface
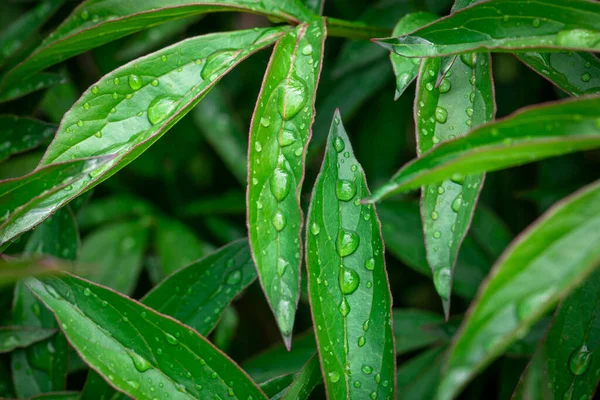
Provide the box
[155,217,207,278]
[367,96,600,202]
[0,73,67,103]
[247,20,326,346]
[26,273,269,400]
[376,0,600,57]
[0,116,56,163]
[0,258,70,287]
[437,180,600,399]
[0,327,56,353]
[281,354,321,400]
[397,347,445,400]
[306,111,395,399]
[393,309,448,355]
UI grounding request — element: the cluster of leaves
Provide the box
[0,0,599,399]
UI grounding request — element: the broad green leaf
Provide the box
[0,1,312,88]
[306,111,395,399]
[415,51,495,314]
[437,180,600,400]
[397,347,445,400]
[192,87,247,184]
[367,96,600,202]
[0,156,112,247]
[0,116,55,163]
[30,392,80,400]
[0,327,56,353]
[281,354,321,400]
[0,258,70,287]
[155,217,207,277]
[26,273,269,400]
[5,27,284,248]
[390,12,438,100]
[77,195,156,230]
[0,73,67,103]
[39,79,78,124]
[515,268,600,400]
[376,0,600,58]
[78,220,150,295]
[213,306,239,352]
[393,309,447,355]
[247,20,326,346]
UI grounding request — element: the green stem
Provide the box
[326,17,390,40]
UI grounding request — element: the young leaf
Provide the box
[0,116,55,163]
[376,0,600,57]
[415,51,495,315]
[0,0,312,88]
[367,96,600,202]
[26,273,269,400]
[437,180,600,400]
[306,110,395,399]
[0,156,112,247]
[155,217,208,278]
[390,12,438,100]
[0,327,56,353]
[78,220,150,295]
[515,268,600,400]
[0,73,67,103]
[397,346,445,400]
[281,354,322,400]
[4,28,284,248]
[247,20,326,346]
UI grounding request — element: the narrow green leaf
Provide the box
[390,12,438,100]
[247,20,326,346]
[213,306,239,353]
[393,309,447,355]
[76,195,156,230]
[281,354,321,400]
[515,268,600,400]
[437,180,600,400]
[78,221,150,295]
[155,217,207,278]
[181,190,245,217]
[0,156,111,248]
[260,374,296,399]
[4,28,284,248]
[512,353,551,400]
[415,51,495,314]
[0,73,67,103]
[306,111,395,399]
[26,273,269,400]
[30,392,80,400]
[376,0,600,57]
[0,1,312,88]
[397,346,445,400]
[0,258,69,287]
[0,327,56,353]
[205,216,245,244]
[0,116,56,163]
[367,96,600,202]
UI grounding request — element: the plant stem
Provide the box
[326,17,390,40]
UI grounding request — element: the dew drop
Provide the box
[128,351,152,372]
[328,371,340,383]
[397,72,413,88]
[339,297,351,317]
[358,336,366,347]
[333,136,345,152]
[362,365,373,374]
[354,381,361,388]
[254,141,262,152]
[302,45,313,55]
[201,49,239,80]
[277,74,308,120]
[165,333,178,345]
[569,344,592,376]
[77,120,84,127]
[439,79,451,93]
[129,74,142,90]
[425,82,434,91]
[339,267,360,295]
[278,129,296,147]
[260,117,270,127]
[83,102,90,110]
[113,77,120,85]
[460,53,475,68]
[451,194,463,212]
[91,86,99,94]
[272,210,287,232]
[370,392,377,399]
[226,270,242,285]
[336,180,357,202]
[83,288,91,296]
[270,167,291,201]
[310,223,320,235]
[450,173,465,185]
[532,18,541,28]
[337,230,359,257]
[147,95,179,125]
[581,72,592,82]
[435,106,448,124]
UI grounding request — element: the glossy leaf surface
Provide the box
[26,273,269,400]
[247,20,326,346]
[306,111,395,399]
[376,0,600,57]
[281,354,321,400]
[390,12,438,100]
[415,50,495,314]
[0,0,312,87]
[438,180,600,399]
[0,116,56,163]
[368,96,600,202]
[0,327,56,353]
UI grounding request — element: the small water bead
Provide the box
[328,371,340,383]
[370,392,377,399]
[165,333,178,345]
[278,129,296,146]
[375,374,381,383]
[270,167,291,201]
[425,82,434,91]
[333,136,345,152]
[460,53,476,68]
[128,74,143,91]
[339,297,351,317]
[83,288,91,296]
[272,210,287,232]
[91,86,99,94]
[435,106,448,124]
[362,365,373,375]
[128,351,152,372]
[113,77,120,85]
[201,49,240,80]
[358,336,366,347]
[439,78,451,94]
[366,281,372,288]
[112,93,118,99]
[451,194,463,212]
[450,173,465,185]
[336,180,357,202]
[77,120,84,127]
[433,269,451,300]
[431,211,439,220]
[365,258,375,271]
[83,102,90,110]
[302,44,313,55]
[277,74,308,120]
[432,136,440,144]
[569,344,592,376]
[354,381,361,388]
[433,231,441,239]
[310,222,321,236]
[151,79,159,86]
[532,18,541,28]
[337,230,359,257]
[226,269,242,285]
[147,95,179,125]
[260,117,270,128]
[339,267,360,295]
[254,142,262,152]
[581,72,592,82]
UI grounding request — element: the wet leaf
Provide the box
[260,374,296,399]
[376,0,600,58]
[29,392,80,400]
[0,327,56,353]
[367,96,600,202]
[26,273,269,400]
[247,20,326,346]
[281,354,321,399]
[438,180,600,399]
[306,110,395,399]
[0,116,56,163]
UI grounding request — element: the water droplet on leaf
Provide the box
[337,230,359,257]
[336,180,357,201]
[147,95,179,125]
[339,267,360,295]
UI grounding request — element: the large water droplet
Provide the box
[451,194,463,213]
[333,136,345,153]
[339,297,351,317]
[278,129,296,147]
[337,230,359,257]
[435,106,448,124]
[339,267,360,295]
[460,53,476,68]
[433,269,451,300]
[310,223,320,235]
[277,74,308,121]
[581,72,592,82]
[201,49,240,80]
[365,258,375,271]
[439,78,451,93]
[272,210,287,232]
[270,167,291,201]
[128,351,152,372]
[569,344,592,376]
[336,180,357,202]
[147,95,179,125]
[362,365,373,374]
[328,371,340,383]
[450,173,465,185]
[226,269,242,285]
[129,74,142,91]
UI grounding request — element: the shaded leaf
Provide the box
[304,0,324,15]
[0,73,67,103]
[29,392,80,400]
[181,190,245,217]
[306,111,395,399]
[281,354,321,400]
[247,20,326,346]
[76,195,156,230]
[393,309,448,355]
[155,217,208,278]
[213,306,239,353]
[260,374,296,399]
[0,327,56,353]
[0,116,55,163]
[0,258,70,287]
[397,346,445,400]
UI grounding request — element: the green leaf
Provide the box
[393,309,447,355]
[29,392,80,400]
[0,0,312,88]
[0,156,112,247]
[260,374,296,399]
[26,273,269,400]
[0,73,67,103]
[78,220,150,295]
[5,27,284,248]
[304,0,324,15]
[281,354,321,400]
[247,19,326,346]
[515,268,600,400]
[0,362,14,398]
[437,180,600,400]
[397,346,445,400]
[76,195,156,230]
[390,12,438,100]
[415,50,495,314]
[306,110,395,399]
[0,327,56,353]
[0,258,70,287]
[155,217,207,278]
[0,116,56,163]
[376,0,600,58]
[181,190,245,217]
[213,306,239,353]
[80,372,118,400]
[367,96,600,202]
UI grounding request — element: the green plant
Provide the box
[0,0,599,399]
